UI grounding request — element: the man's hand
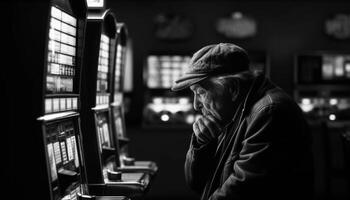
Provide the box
[193,115,222,144]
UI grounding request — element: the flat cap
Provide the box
[171,43,249,91]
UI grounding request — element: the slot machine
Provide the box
[143,53,198,128]
[294,52,350,199]
[294,52,350,122]
[111,23,158,174]
[9,0,128,200]
[80,5,151,198]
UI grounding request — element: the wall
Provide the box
[107,1,350,199]
[108,0,350,124]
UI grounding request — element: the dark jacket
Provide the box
[184,75,314,200]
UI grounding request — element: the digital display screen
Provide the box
[96,113,113,151]
[45,120,82,197]
[297,54,350,84]
[47,143,58,181]
[322,55,350,80]
[146,55,191,88]
[97,34,110,93]
[86,0,104,8]
[114,44,124,92]
[47,6,77,94]
[113,106,125,139]
[346,62,350,78]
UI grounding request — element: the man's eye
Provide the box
[197,89,205,95]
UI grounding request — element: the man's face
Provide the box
[190,79,234,125]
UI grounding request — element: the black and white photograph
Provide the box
[4,0,350,200]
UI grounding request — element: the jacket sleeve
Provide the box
[184,133,218,194]
[209,104,303,200]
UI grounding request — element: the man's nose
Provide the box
[193,96,202,111]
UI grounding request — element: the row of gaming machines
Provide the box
[8,0,157,200]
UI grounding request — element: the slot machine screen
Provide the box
[297,54,350,84]
[146,55,191,89]
[46,6,79,114]
[86,0,104,8]
[114,43,123,92]
[96,113,114,152]
[45,120,83,200]
[113,106,125,140]
[113,43,125,103]
[96,34,110,105]
[322,54,350,80]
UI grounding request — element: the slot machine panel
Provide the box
[81,11,152,197]
[94,111,117,162]
[296,53,350,84]
[45,1,87,115]
[111,23,129,144]
[10,0,129,199]
[80,9,118,184]
[294,53,350,200]
[43,117,85,200]
[294,52,350,122]
[143,54,199,128]
[145,54,191,89]
[112,23,127,105]
[112,106,128,143]
[109,23,158,176]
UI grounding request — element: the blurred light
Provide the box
[232,12,243,19]
[153,97,163,105]
[51,40,55,54]
[160,114,170,122]
[195,114,201,121]
[179,97,189,104]
[329,98,338,105]
[300,98,314,112]
[186,114,195,124]
[301,98,311,105]
[329,114,336,121]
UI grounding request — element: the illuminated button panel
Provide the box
[146,55,191,89]
[45,97,78,113]
[46,120,83,200]
[96,94,109,105]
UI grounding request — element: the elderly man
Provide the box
[172,43,314,200]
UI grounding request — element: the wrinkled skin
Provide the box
[190,78,237,143]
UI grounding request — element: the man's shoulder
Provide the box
[248,87,298,118]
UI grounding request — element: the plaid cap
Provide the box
[171,43,249,91]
